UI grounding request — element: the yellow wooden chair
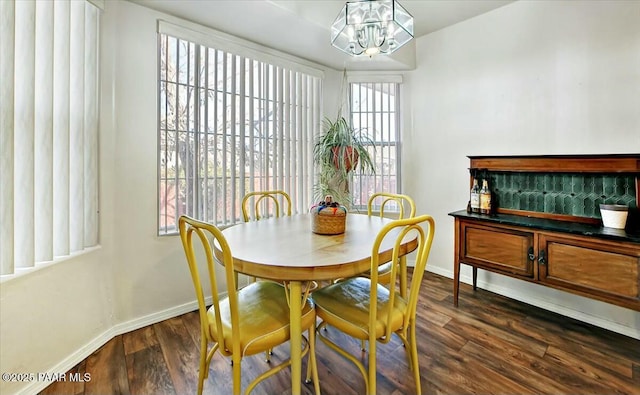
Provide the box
[241,190,302,357]
[178,215,320,395]
[241,190,292,222]
[240,190,293,285]
[311,214,435,395]
[365,192,416,298]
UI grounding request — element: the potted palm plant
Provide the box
[313,116,375,207]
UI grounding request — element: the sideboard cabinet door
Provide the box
[460,222,535,278]
[539,233,640,309]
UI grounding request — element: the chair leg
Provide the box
[409,322,422,395]
[368,336,377,395]
[317,322,369,393]
[305,327,321,395]
[232,355,242,395]
[197,338,207,395]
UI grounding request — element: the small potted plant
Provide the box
[313,116,375,207]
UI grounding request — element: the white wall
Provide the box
[406,0,640,337]
[106,1,198,327]
[0,251,114,395]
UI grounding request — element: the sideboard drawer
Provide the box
[461,222,534,278]
[539,233,640,304]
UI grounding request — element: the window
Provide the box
[349,81,402,210]
[157,23,322,235]
[0,0,101,277]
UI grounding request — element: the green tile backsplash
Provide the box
[480,172,637,218]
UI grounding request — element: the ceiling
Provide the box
[129,0,514,70]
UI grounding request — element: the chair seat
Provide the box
[209,281,316,356]
[362,261,392,282]
[312,277,407,340]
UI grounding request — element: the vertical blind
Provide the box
[0,0,100,276]
[157,22,322,235]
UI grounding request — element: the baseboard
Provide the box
[426,266,640,340]
[17,297,214,395]
[111,298,205,335]
[19,328,116,395]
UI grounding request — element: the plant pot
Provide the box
[599,204,628,229]
[332,146,359,172]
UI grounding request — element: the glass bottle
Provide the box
[480,179,492,214]
[470,179,481,213]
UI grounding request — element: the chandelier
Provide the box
[331,0,414,57]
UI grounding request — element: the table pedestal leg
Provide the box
[289,280,302,395]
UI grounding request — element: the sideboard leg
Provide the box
[453,218,461,306]
[472,267,478,290]
[453,260,460,307]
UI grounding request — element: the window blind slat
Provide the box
[281,68,289,195]
[172,38,180,223]
[264,65,270,191]
[274,66,279,192]
[69,0,85,252]
[0,0,16,275]
[238,57,246,213]
[394,83,402,186]
[230,55,237,222]
[212,49,219,223]
[248,59,255,195]
[202,47,210,222]
[84,4,99,247]
[221,52,228,222]
[34,0,54,262]
[53,0,70,257]
[14,0,36,269]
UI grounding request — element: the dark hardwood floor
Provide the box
[41,271,640,394]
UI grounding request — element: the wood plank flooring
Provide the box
[41,272,640,394]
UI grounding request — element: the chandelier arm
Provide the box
[356,27,367,49]
[375,26,386,47]
[350,44,365,56]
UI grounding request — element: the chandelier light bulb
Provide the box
[365,46,381,56]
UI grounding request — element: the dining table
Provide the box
[217,212,419,395]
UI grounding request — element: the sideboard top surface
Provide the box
[449,210,640,244]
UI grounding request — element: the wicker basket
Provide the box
[310,195,347,235]
[311,210,346,235]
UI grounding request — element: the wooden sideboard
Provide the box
[450,154,640,311]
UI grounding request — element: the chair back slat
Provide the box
[367,192,416,219]
[242,190,292,222]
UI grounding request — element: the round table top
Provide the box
[219,213,418,281]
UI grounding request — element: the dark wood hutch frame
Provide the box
[451,154,640,311]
